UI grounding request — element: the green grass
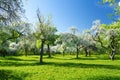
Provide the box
[0,54,120,80]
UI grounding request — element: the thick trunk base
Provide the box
[40,40,45,63]
[110,51,115,60]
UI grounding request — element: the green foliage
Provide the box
[102,0,115,4]
[102,0,120,21]
[0,0,24,23]
[13,30,20,38]
[36,40,41,49]
[102,21,120,29]
[37,9,56,40]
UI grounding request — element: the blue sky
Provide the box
[23,0,114,33]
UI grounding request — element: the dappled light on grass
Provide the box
[0,55,120,80]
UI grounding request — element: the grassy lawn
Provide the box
[0,54,120,80]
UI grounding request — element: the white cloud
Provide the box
[105,0,108,2]
[118,2,120,6]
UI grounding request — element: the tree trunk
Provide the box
[24,43,28,56]
[88,50,91,56]
[109,35,116,60]
[3,52,6,57]
[110,50,115,60]
[47,44,51,58]
[25,45,28,56]
[1,49,6,57]
[63,50,65,56]
[85,47,88,57]
[76,46,79,59]
[25,49,27,56]
[33,48,36,55]
[63,47,66,56]
[33,50,35,55]
[40,39,45,63]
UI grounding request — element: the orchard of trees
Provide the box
[1,0,120,63]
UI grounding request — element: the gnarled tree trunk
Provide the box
[110,49,115,60]
[47,44,51,58]
[109,35,116,61]
[40,39,45,63]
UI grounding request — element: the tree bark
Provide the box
[47,44,51,58]
[76,46,79,59]
[25,44,28,56]
[109,35,116,60]
[40,39,45,63]
[110,50,115,60]
[84,47,88,57]
[33,49,36,55]
[32,48,36,55]
[2,50,6,57]
[88,50,91,56]
[63,47,66,56]
[25,49,28,56]
[1,49,6,57]
[63,50,65,56]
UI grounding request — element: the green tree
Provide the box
[56,33,73,56]
[0,0,25,56]
[17,22,34,56]
[36,9,57,63]
[45,27,57,58]
[0,22,24,57]
[0,0,24,24]
[102,0,120,21]
[91,20,120,60]
[81,30,96,57]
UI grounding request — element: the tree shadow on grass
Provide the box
[1,60,120,70]
[87,75,120,80]
[41,62,120,70]
[53,56,120,60]
[0,69,28,80]
[53,57,97,60]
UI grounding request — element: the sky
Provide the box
[23,0,114,33]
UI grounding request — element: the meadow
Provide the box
[0,54,120,80]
